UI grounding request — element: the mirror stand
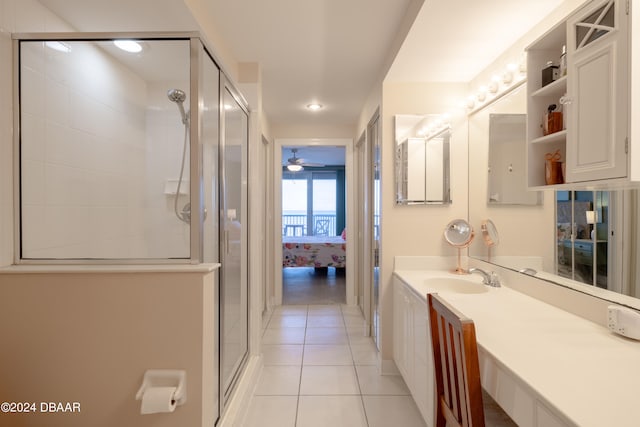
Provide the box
[444,219,475,274]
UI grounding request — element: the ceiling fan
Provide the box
[285,148,324,171]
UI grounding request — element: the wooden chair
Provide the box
[428,293,486,427]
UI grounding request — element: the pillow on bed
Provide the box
[341,228,346,240]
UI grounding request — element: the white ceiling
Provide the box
[38,0,567,133]
[387,0,566,82]
[203,0,417,129]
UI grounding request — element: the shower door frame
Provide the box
[218,74,251,410]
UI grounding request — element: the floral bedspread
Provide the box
[282,236,346,268]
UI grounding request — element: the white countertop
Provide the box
[394,269,640,427]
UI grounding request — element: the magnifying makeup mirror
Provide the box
[444,219,475,274]
[481,219,499,262]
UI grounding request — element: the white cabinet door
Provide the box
[566,0,628,182]
[393,280,413,379]
[393,278,435,427]
[411,294,434,426]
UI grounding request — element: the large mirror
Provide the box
[487,113,541,205]
[468,82,640,309]
[394,115,451,205]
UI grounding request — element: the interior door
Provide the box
[220,78,249,407]
[368,113,381,347]
[356,132,367,318]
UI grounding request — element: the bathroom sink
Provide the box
[424,277,488,294]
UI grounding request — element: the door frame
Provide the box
[273,138,355,306]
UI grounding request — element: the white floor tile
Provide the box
[262,327,306,344]
[347,327,374,345]
[254,366,301,395]
[297,395,368,427]
[299,365,360,395]
[268,315,307,328]
[274,305,308,316]
[306,314,344,328]
[344,315,366,328]
[305,327,348,344]
[242,395,297,427]
[362,396,427,427]
[356,365,410,395]
[262,344,304,366]
[340,304,364,316]
[307,304,342,315]
[303,344,352,365]
[350,341,379,365]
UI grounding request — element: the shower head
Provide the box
[167,88,186,103]
[167,88,189,124]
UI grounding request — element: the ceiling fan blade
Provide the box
[300,162,324,167]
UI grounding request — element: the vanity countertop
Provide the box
[394,269,640,427]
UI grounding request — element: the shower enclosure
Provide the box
[14,33,249,422]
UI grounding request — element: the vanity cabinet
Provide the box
[393,274,574,427]
[526,0,629,188]
[393,277,434,426]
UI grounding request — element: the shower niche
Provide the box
[14,33,250,422]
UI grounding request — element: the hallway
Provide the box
[242,304,426,427]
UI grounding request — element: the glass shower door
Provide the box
[220,80,249,406]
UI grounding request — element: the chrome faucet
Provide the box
[468,268,501,287]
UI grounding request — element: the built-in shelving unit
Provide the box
[527,0,630,189]
[526,20,567,188]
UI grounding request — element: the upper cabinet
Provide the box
[526,0,630,188]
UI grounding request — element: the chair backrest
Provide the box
[428,293,485,427]
[314,219,330,236]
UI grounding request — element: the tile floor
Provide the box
[241,304,427,427]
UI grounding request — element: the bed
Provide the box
[282,236,346,268]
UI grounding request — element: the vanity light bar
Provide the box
[464,59,526,113]
[426,58,526,134]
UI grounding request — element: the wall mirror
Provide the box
[394,115,451,205]
[467,82,640,309]
[488,113,541,205]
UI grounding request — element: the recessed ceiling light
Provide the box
[114,40,143,53]
[306,103,323,111]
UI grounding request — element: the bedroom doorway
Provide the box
[274,139,354,306]
[282,146,346,304]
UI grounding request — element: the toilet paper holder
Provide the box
[135,369,187,406]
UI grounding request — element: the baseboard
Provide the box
[217,354,263,427]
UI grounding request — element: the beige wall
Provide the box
[0,269,217,427]
[378,81,468,362]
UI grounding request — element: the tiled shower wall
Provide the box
[1,0,192,261]
[20,40,150,258]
